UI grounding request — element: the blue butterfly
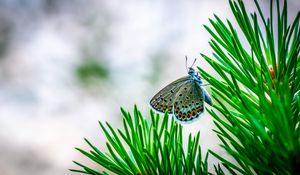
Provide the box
[150,58,213,123]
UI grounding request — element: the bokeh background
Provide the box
[0,0,299,174]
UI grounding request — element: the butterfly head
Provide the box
[188,67,197,76]
[188,67,202,83]
[185,56,202,83]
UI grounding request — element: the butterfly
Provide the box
[150,57,213,123]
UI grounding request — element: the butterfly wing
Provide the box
[150,76,190,114]
[173,81,205,123]
[203,87,213,106]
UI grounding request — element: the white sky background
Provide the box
[0,0,299,174]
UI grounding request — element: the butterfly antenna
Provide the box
[185,56,188,72]
[191,58,197,67]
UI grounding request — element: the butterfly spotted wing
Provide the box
[150,67,213,123]
[172,81,205,123]
[150,77,190,114]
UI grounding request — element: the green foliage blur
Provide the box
[76,58,110,85]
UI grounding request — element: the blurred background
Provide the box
[0,0,299,174]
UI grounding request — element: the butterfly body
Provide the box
[150,67,213,123]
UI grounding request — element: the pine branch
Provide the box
[70,105,211,175]
[199,0,300,174]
